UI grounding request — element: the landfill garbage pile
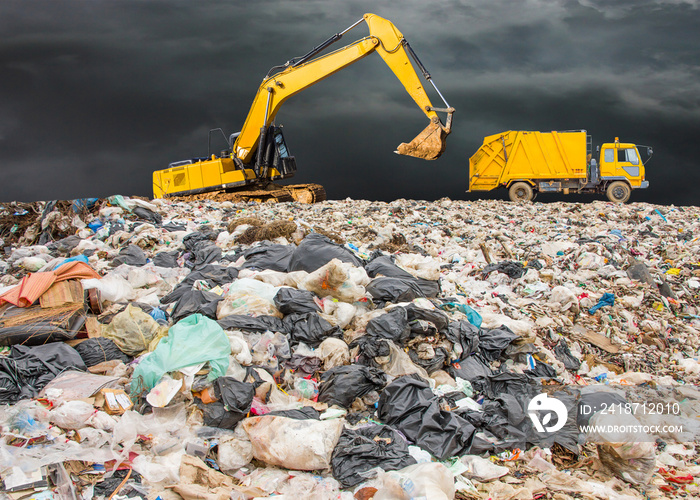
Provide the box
[1,195,700,499]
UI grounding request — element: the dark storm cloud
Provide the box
[0,0,698,204]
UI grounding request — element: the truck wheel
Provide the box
[606,181,631,203]
[509,182,534,202]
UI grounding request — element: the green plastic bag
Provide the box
[131,314,230,398]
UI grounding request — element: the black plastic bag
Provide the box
[288,233,363,273]
[365,255,440,297]
[445,320,480,358]
[267,406,321,420]
[47,235,82,255]
[171,289,222,323]
[405,304,449,333]
[366,277,425,305]
[377,374,475,460]
[318,365,386,408]
[199,377,254,429]
[283,312,342,348]
[74,338,132,367]
[241,243,295,272]
[0,343,86,404]
[554,338,581,371]
[478,326,519,361]
[482,261,525,279]
[183,230,218,253]
[111,244,147,267]
[132,206,162,225]
[217,314,288,334]
[408,346,450,374]
[366,307,410,345]
[0,308,85,346]
[152,250,180,268]
[331,424,416,487]
[274,288,321,315]
[448,354,493,393]
[191,244,222,270]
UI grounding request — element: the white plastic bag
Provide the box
[373,462,455,500]
[49,401,96,430]
[241,415,344,470]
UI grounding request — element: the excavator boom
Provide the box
[233,13,454,163]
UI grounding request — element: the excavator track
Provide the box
[171,183,326,204]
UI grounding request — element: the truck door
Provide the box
[617,147,640,180]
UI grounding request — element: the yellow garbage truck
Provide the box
[468,130,652,203]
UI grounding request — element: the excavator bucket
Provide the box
[396,120,449,160]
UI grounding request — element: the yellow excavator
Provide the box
[152,13,454,203]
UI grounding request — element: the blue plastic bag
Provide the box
[588,292,615,314]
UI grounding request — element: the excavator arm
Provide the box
[233,13,455,164]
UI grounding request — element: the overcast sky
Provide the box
[1,0,699,205]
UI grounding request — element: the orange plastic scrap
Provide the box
[0,272,57,307]
[0,261,100,308]
[53,261,101,282]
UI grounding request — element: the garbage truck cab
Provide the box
[596,139,649,195]
[468,130,652,203]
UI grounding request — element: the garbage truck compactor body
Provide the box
[468,130,652,203]
[152,13,454,202]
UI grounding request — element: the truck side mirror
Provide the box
[596,145,600,153]
[647,147,653,156]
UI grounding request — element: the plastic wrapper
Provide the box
[586,410,656,485]
[217,291,282,319]
[131,314,230,397]
[331,424,416,487]
[316,337,351,370]
[371,462,455,500]
[375,340,430,380]
[319,298,356,329]
[49,400,96,430]
[101,303,166,356]
[227,331,253,365]
[460,454,509,482]
[217,426,254,473]
[298,258,367,303]
[82,274,134,303]
[241,415,344,470]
